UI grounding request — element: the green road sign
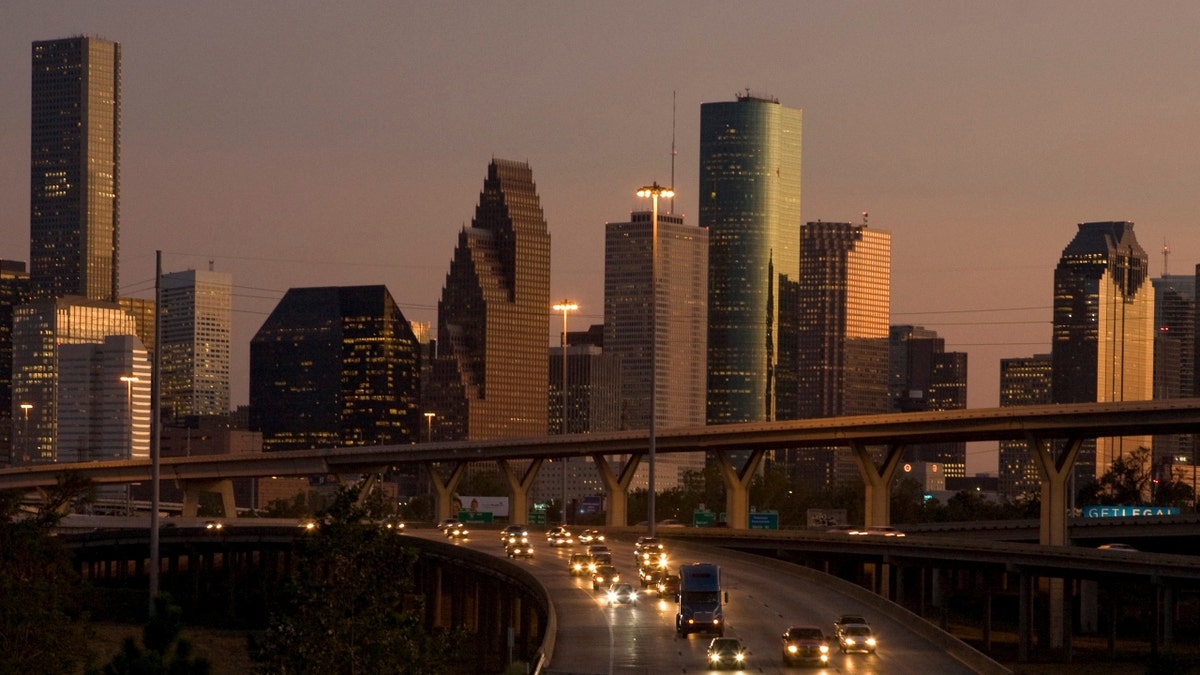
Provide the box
[748,511,778,530]
[528,510,547,525]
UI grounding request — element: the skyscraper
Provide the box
[998,354,1053,500]
[426,159,551,441]
[1151,272,1195,474]
[889,325,968,477]
[794,221,891,485]
[161,268,232,420]
[1052,221,1155,481]
[58,334,151,463]
[0,262,32,465]
[701,93,802,425]
[30,37,120,302]
[250,285,422,452]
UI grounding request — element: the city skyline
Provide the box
[5,4,1200,474]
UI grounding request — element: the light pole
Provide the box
[19,403,31,462]
[424,412,435,443]
[120,376,139,451]
[636,182,673,538]
[552,300,578,525]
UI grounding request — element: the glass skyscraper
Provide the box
[1052,221,1155,480]
[30,37,120,302]
[701,94,802,424]
[161,268,232,420]
[998,354,1053,500]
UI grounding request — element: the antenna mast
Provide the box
[1162,240,1170,276]
[670,90,677,214]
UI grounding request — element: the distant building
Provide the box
[425,159,551,441]
[11,297,140,463]
[998,354,1053,500]
[57,334,151,463]
[701,93,803,426]
[250,285,422,452]
[30,37,121,303]
[1152,272,1196,474]
[0,262,31,465]
[889,325,968,477]
[793,220,891,486]
[117,297,156,364]
[161,268,232,420]
[1052,222,1154,482]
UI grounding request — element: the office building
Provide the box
[11,297,140,463]
[793,221,891,486]
[0,262,32,465]
[1152,272,1196,474]
[30,37,120,302]
[161,268,232,420]
[701,93,802,425]
[425,159,551,441]
[57,334,151,463]
[1052,222,1154,481]
[998,354,1053,500]
[250,285,422,452]
[889,325,968,477]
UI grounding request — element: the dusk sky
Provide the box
[4,2,1200,474]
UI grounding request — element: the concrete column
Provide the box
[848,441,907,528]
[180,479,237,517]
[1163,584,1175,654]
[592,453,641,526]
[711,448,766,529]
[1019,572,1032,662]
[1027,434,1084,651]
[498,458,543,524]
[427,461,467,522]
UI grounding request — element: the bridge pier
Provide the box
[849,441,906,528]
[180,478,237,517]
[428,462,467,522]
[498,458,543,525]
[1028,434,1084,652]
[712,448,767,529]
[592,453,641,527]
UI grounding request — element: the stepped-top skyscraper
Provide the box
[426,159,551,440]
[701,93,802,424]
[1052,221,1154,480]
[30,37,120,302]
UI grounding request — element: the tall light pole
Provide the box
[424,412,435,443]
[19,403,31,462]
[120,375,140,514]
[552,300,578,525]
[636,182,673,538]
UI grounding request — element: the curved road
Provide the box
[415,529,987,674]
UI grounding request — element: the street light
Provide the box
[636,182,674,538]
[424,412,435,443]
[552,300,578,524]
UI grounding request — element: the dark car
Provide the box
[837,624,877,653]
[591,564,620,591]
[782,625,830,666]
[444,522,469,539]
[500,524,528,543]
[506,541,534,558]
[655,572,680,598]
[606,582,637,607]
[706,636,748,670]
[568,553,591,576]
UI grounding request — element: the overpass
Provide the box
[3,398,1200,551]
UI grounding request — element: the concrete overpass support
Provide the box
[498,458,543,524]
[180,478,236,517]
[428,461,468,522]
[592,453,641,527]
[1027,434,1084,653]
[712,448,767,530]
[849,441,907,528]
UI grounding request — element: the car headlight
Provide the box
[612,573,620,582]
[787,644,798,654]
[709,653,720,662]
[867,637,877,646]
[735,652,744,662]
[712,618,719,625]
[607,592,618,602]
[819,644,829,653]
[658,558,668,568]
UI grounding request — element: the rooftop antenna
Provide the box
[1162,240,1169,276]
[861,211,869,227]
[670,90,677,214]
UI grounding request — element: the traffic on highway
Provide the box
[415,522,987,674]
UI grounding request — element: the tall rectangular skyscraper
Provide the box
[161,268,233,420]
[30,37,120,302]
[426,159,551,440]
[701,93,802,425]
[998,354,1053,500]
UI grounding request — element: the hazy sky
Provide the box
[4,2,1199,474]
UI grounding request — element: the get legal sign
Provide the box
[1082,505,1180,519]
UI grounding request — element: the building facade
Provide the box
[250,285,422,452]
[0,262,32,465]
[1052,221,1155,481]
[889,325,968,477]
[57,334,151,463]
[1151,272,1196,477]
[161,268,232,420]
[30,37,120,303]
[998,354,1054,500]
[793,221,891,486]
[701,94,802,425]
[425,159,552,441]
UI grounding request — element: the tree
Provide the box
[89,594,212,675]
[1078,446,1155,506]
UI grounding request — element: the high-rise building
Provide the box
[30,37,120,303]
[889,325,968,477]
[1052,221,1155,481]
[0,262,32,465]
[250,285,422,452]
[793,221,891,486]
[11,297,140,463]
[1152,272,1196,474]
[426,159,551,441]
[58,334,151,463]
[161,268,232,420]
[701,93,802,425]
[998,354,1053,500]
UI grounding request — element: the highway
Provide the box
[413,528,998,674]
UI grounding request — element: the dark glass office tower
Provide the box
[999,354,1053,500]
[426,159,551,440]
[701,93,802,424]
[249,286,421,452]
[30,37,120,302]
[889,325,968,478]
[1052,221,1154,480]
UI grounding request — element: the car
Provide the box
[634,536,664,553]
[381,518,406,532]
[639,567,665,589]
[705,636,748,670]
[502,532,530,547]
[568,553,591,576]
[586,544,611,557]
[587,551,613,573]
[1097,542,1139,552]
[833,614,868,631]
[437,518,460,533]
[578,529,605,544]
[606,582,637,607]
[591,564,620,590]
[656,572,681,598]
[506,541,534,558]
[546,527,574,547]
[837,624,877,653]
[444,522,469,539]
[851,526,905,537]
[781,625,830,666]
[204,519,223,531]
[657,518,686,528]
[638,549,669,571]
[500,524,529,543]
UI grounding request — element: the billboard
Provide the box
[454,495,509,518]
